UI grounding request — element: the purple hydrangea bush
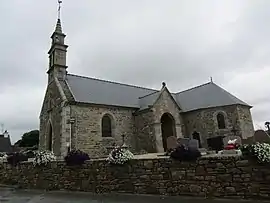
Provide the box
[64,149,90,166]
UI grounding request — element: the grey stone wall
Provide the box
[152,88,182,125]
[182,105,254,147]
[134,88,185,153]
[151,88,184,152]
[0,157,270,199]
[237,106,254,139]
[39,79,63,156]
[134,109,156,153]
[70,104,136,158]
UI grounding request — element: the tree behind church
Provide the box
[15,130,39,148]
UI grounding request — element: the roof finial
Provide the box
[58,0,63,20]
[210,77,213,83]
[162,82,166,88]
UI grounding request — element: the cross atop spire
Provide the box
[54,0,63,33]
[58,0,63,20]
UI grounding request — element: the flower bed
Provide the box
[64,149,90,166]
[107,146,134,165]
[0,152,7,163]
[33,150,56,166]
[240,142,270,164]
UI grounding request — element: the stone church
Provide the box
[39,18,254,158]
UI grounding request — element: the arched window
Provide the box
[47,122,53,151]
[102,114,112,137]
[217,113,226,129]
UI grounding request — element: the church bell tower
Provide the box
[47,2,68,82]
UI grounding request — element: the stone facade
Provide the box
[68,104,136,157]
[151,88,184,152]
[39,80,255,157]
[182,105,254,148]
[1,157,270,199]
[237,105,254,139]
[134,88,184,153]
[39,79,64,157]
[134,109,156,153]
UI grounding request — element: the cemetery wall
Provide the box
[0,156,270,199]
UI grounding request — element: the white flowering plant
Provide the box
[0,153,7,163]
[33,150,56,166]
[228,139,237,145]
[240,143,270,163]
[107,146,134,165]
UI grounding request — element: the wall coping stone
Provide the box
[8,155,245,166]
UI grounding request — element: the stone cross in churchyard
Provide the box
[121,134,128,149]
[231,126,238,136]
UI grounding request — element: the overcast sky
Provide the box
[0,0,269,143]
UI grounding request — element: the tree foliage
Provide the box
[15,130,39,148]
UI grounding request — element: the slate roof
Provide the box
[0,135,12,153]
[66,74,157,108]
[65,74,251,112]
[175,83,250,112]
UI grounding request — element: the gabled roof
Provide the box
[66,74,157,108]
[138,91,160,110]
[175,82,250,112]
[0,135,12,153]
[65,74,251,112]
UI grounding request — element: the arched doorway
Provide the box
[47,122,53,151]
[192,131,202,148]
[161,113,176,151]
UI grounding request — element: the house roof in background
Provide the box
[0,135,12,153]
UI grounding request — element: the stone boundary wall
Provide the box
[0,157,270,199]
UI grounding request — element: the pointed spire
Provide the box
[55,18,63,33]
[54,0,63,34]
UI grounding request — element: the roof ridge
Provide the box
[176,82,212,94]
[67,74,158,92]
